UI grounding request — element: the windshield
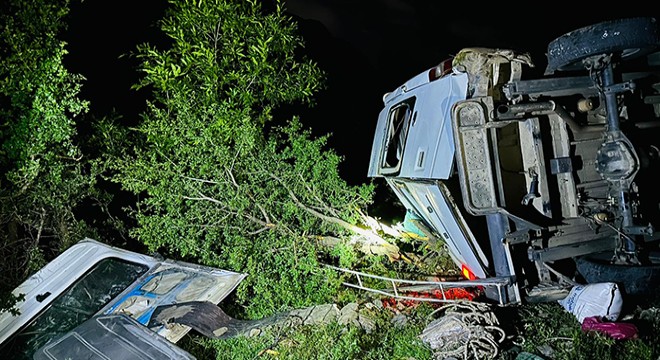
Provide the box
[0,258,148,360]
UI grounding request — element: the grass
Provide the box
[497,301,659,360]
[178,301,434,360]
[178,296,660,360]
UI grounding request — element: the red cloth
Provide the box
[581,316,638,340]
[381,287,483,312]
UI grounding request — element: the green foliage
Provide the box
[130,0,324,133]
[107,0,375,318]
[179,307,433,360]
[0,0,101,313]
[219,231,344,319]
[180,333,273,360]
[515,302,654,360]
[0,293,25,317]
[330,241,360,269]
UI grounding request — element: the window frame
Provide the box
[380,97,416,175]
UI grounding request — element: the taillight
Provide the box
[428,58,453,81]
[461,264,477,280]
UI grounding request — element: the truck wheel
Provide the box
[575,250,660,296]
[545,17,659,74]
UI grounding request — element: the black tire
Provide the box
[575,251,660,296]
[545,17,659,74]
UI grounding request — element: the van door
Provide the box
[368,72,468,180]
[387,178,490,279]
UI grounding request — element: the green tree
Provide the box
[108,0,379,318]
[0,0,99,313]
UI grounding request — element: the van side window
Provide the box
[2,258,148,360]
[381,98,416,174]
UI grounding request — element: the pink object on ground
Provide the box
[581,316,638,340]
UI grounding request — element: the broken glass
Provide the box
[1,258,148,360]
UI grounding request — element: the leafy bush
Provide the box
[0,0,102,313]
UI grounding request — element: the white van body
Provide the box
[369,18,660,304]
[367,66,491,280]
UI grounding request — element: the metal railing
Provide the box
[326,265,514,305]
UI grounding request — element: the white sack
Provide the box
[558,282,623,323]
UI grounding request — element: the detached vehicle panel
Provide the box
[369,17,660,303]
[0,238,246,359]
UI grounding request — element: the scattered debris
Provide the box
[581,316,638,340]
[395,209,431,241]
[537,343,560,358]
[419,301,505,359]
[558,282,623,323]
[382,287,483,312]
[637,306,660,325]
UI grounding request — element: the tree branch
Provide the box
[297,172,341,218]
[181,175,219,184]
[269,173,373,238]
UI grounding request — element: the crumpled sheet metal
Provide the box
[452,47,534,99]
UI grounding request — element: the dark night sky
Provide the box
[62,1,659,185]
